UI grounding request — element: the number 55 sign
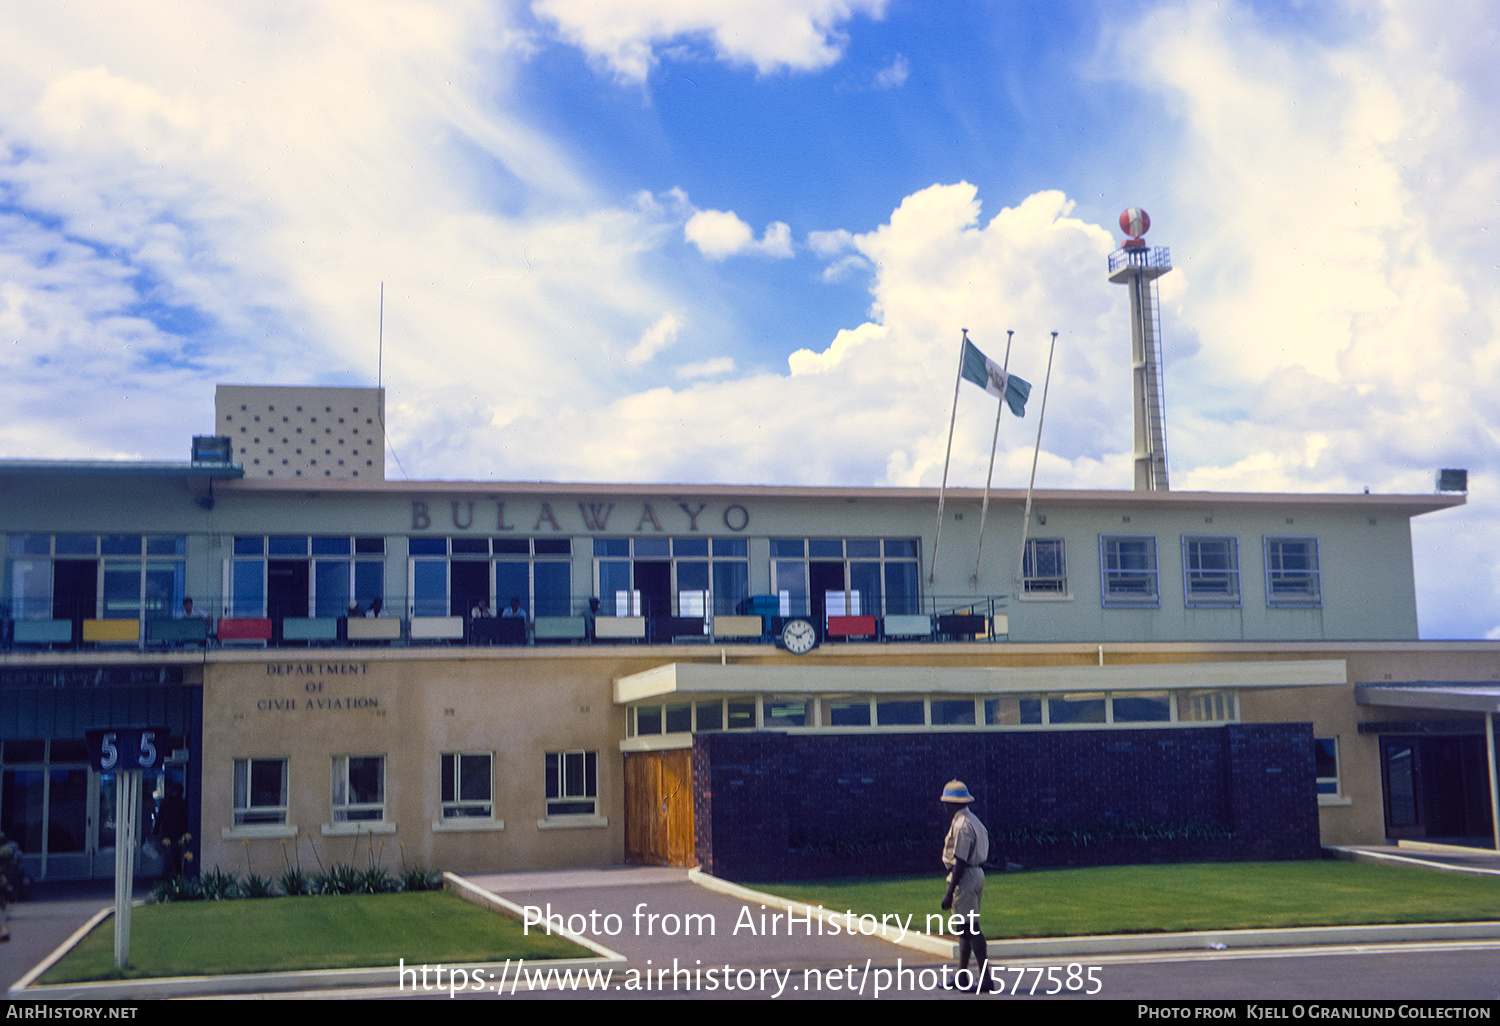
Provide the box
[84,727,171,772]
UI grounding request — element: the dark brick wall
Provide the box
[693,723,1320,881]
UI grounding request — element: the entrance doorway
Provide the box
[1380,735,1495,843]
[624,749,695,867]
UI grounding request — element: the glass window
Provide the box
[825,697,871,727]
[985,695,1042,725]
[311,537,352,556]
[694,701,723,732]
[1100,535,1159,607]
[268,536,309,556]
[231,560,266,617]
[1049,692,1106,724]
[931,698,976,726]
[332,756,385,822]
[1023,539,1067,595]
[234,758,288,825]
[762,698,807,729]
[102,562,142,619]
[665,703,692,733]
[411,560,448,617]
[1112,691,1171,722]
[1315,738,1340,796]
[1176,689,1237,722]
[1183,536,1240,606]
[876,699,925,726]
[545,751,598,816]
[1265,537,1322,607]
[636,706,662,735]
[409,537,447,556]
[534,538,571,556]
[233,536,265,556]
[101,535,142,555]
[441,753,493,818]
[770,539,804,559]
[713,538,747,558]
[726,700,756,730]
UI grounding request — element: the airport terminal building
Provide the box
[1,384,1496,883]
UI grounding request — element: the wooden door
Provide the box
[624,749,696,867]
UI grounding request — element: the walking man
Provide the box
[940,779,991,991]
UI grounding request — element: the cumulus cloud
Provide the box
[684,209,794,260]
[676,357,736,379]
[873,54,908,88]
[531,0,888,83]
[626,313,683,364]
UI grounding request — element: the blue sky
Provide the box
[0,1,1497,638]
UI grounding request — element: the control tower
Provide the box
[1108,208,1172,491]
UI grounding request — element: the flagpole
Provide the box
[1017,332,1058,590]
[930,330,970,585]
[970,330,1013,588]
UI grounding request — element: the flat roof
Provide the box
[210,477,1466,517]
[613,659,1349,703]
[1356,683,1500,715]
[0,460,243,479]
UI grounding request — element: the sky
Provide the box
[0,1,1497,638]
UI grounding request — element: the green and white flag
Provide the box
[960,338,1031,417]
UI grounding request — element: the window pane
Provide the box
[762,699,806,728]
[534,538,571,555]
[598,561,632,614]
[315,559,351,617]
[633,537,670,558]
[268,536,308,556]
[845,539,880,558]
[9,534,50,556]
[311,537,351,556]
[1112,692,1171,722]
[712,561,749,616]
[636,706,662,735]
[849,562,882,617]
[695,702,722,731]
[594,538,629,558]
[233,536,264,556]
[1050,693,1106,724]
[826,698,871,727]
[774,562,807,616]
[534,562,570,616]
[665,703,692,733]
[55,534,96,555]
[144,562,184,618]
[354,536,386,554]
[726,701,756,730]
[770,539,804,558]
[883,562,920,615]
[101,535,141,555]
[496,562,529,612]
[459,754,491,802]
[348,757,383,804]
[353,561,384,607]
[493,538,529,555]
[249,760,284,807]
[231,561,265,617]
[713,538,747,558]
[409,537,447,556]
[672,538,708,557]
[876,699,924,726]
[102,563,141,618]
[451,537,488,554]
[884,539,917,559]
[412,560,447,617]
[985,695,1042,725]
[808,539,843,558]
[931,699,976,726]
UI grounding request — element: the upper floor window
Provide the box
[1182,536,1240,607]
[1265,537,1321,608]
[1022,539,1067,595]
[768,538,920,619]
[1100,535,1159,607]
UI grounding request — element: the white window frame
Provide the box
[1182,535,1241,607]
[331,754,385,823]
[544,750,598,817]
[233,757,288,826]
[1100,534,1160,607]
[440,752,494,819]
[1264,536,1322,608]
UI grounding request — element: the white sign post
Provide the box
[85,726,168,971]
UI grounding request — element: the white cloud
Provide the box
[684,209,794,260]
[626,313,682,364]
[676,357,736,379]
[807,228,854,256]
[531,0,888,83]
[873,53,908,89]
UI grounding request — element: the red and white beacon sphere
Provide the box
[1120,208,1150,248]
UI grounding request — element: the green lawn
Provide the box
[753,861,1500,939]
[39,891,592,983]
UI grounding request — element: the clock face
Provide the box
[781,618,818,655]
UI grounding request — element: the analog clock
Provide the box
[780,618,818,655]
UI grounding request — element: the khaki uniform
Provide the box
[942,806,989,918]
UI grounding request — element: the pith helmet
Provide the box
[941,779,975,803]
